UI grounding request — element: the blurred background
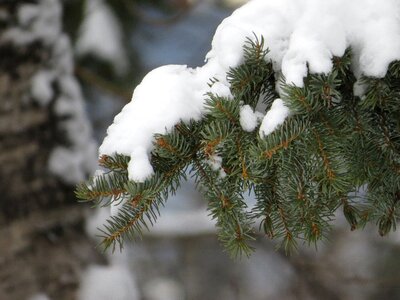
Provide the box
[1,0,400,299]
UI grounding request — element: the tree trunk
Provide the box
[0,1,101,299]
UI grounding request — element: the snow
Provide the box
[241,248,295,299]
[76,0,128,75]
[48,141,97,184]
[100,65,211,181]
[100,0,400,182]
[143,278,184,300]
[47,34,98,183]
[2,0,61,46]
[27,294,51,300]
[211,0,400,85]
[259,99,290,137]
[208,154,223,171]
[18,4,40,27]
[206,154,228,178]
[78,264,140,300]
[31,70,55,106]
[353,79,368,98]
[6,0,98,184]
[210,81,233,98]
[239,104,263,132]
[52,35,74,74]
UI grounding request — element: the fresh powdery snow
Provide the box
[259,99,290,137]
[100,0,400,182]
[240,104,264,132]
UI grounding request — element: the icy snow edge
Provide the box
[99,0,400,182]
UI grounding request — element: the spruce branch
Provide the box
[77,35,400,258]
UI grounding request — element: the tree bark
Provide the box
[0,1,74,222]
[0,2,102,299]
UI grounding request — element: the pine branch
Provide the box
[77,35,400,258]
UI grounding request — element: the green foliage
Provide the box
[76,36,400,258]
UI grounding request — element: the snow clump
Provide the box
[100,0,400,182]
[259,99,290,137]
[239,104,264,132]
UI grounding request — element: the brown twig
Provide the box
[75,65,132,101]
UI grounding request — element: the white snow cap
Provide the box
[100,0,400,182]
[259,99,290,137]
[240,105,264,132]
[100,64,213,181]
[208,0,400,85]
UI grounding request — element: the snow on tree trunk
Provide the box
[0,1,99,299]
[0,0,97,222]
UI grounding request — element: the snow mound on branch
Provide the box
[208,0,400,84]
[259,99,290,137]
[240,104,263,132]
[100,64,216,181]
[100,0,400,182]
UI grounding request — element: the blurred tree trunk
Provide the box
[0,4,70,223]
[0,1,102,299]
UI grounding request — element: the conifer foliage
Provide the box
[76,37,400,257]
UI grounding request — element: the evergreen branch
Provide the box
[215,99,238,124]
[332,48,353,76]
[100,202,151,251]
[77,35,400,258]
[308,71,341,109]
[98,154,129,172]
[99,170,185,251]
[314,110,338,136]
[377,192,400,236]
[76,170,129,206]
[282,85,313,113]
[312,128,336,181]
[204,137,222,157]
[261,118,307,159]
[277,205,296,251]
[192,155,254,257]
[155,136,180,155]
[192,155,226,203]
[376,110,399,155]
[341,197,360,231]
[205,94,240,124]
[236,136,249,180]
[263,134,298,159]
